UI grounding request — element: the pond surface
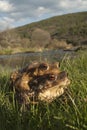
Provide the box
[0,49,76,69]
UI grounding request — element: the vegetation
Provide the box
[0,49,13,55]
[16,11,87,45]
[0,50,87,130]
[0,12,87,54]
[31,28,51,48]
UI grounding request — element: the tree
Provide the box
[31,28,51,48]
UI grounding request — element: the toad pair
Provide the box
[10,62,70,106]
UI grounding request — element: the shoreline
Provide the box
[0,45,86,56]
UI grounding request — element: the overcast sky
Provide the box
[0,0,87,31]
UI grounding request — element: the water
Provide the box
[0,49,75,69]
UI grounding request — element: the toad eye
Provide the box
[39,63,49,70]
[48,74,57,80]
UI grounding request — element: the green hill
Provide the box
[16,11,87,44]
[0,11,87,54]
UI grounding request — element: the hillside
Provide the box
[17,11,87,42]
[0,11,87,54]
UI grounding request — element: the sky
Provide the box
[0,0,87,31]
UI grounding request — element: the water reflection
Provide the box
[0,49,75,69]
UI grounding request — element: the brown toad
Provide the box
[10,62,60,91]
[10,62,70,107]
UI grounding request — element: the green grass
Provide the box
[0,51,87,130]
[0,47,45,55]
[0,49,13,55]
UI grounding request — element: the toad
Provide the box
[10,62,70,107]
